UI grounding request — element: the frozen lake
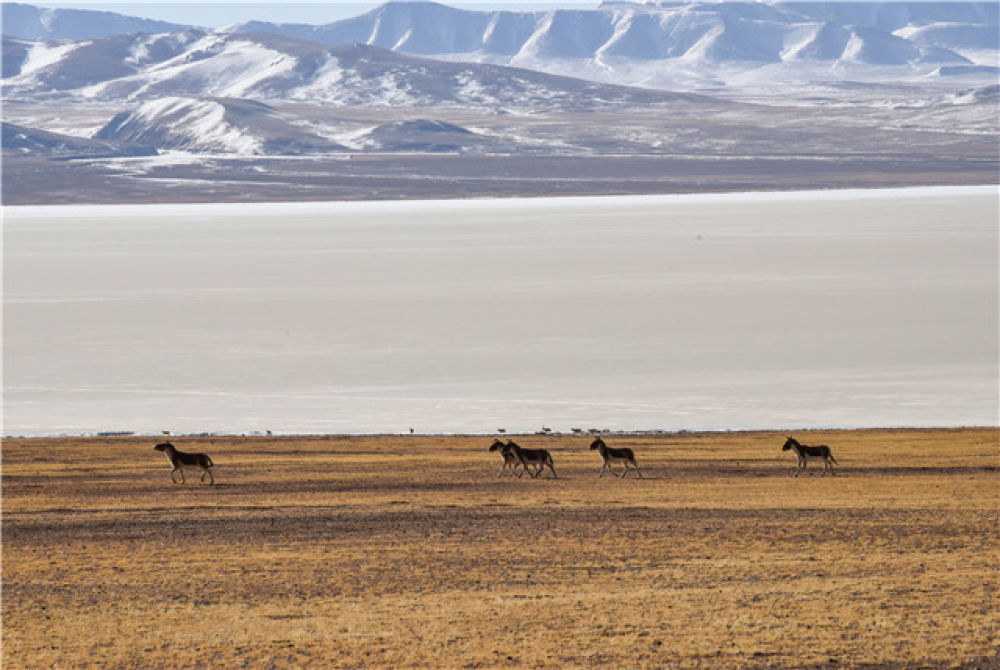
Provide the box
[3,187,997,436]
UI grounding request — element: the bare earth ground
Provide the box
[2,428,998,668]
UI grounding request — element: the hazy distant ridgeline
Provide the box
[1,2,190,41]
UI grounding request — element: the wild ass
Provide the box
[489,439,524,478]
[782,437,837,477]
[153,442,215,485]
[590,437,642,478]
[505,440,557,479]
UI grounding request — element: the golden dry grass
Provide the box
[2,428,998,668]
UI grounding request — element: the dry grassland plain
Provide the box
[2,428,998,668]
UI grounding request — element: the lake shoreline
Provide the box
[5,425,997,441]
[6,183,996,217]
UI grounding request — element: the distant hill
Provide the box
[1,31,715,111]
[2,121,157,158]
[1,2,193,40]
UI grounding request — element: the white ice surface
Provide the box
[3,187,997,436]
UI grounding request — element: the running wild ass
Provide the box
[489,439,524,478]
[590,437,642,478]
[782,437,837,477]
[154,442,215,485]
[505,440,557,478]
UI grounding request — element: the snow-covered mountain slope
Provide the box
[226,0,999,90]
[1,2,192,41]
[93,97,349,154]
[93,97,515,156]
[1,31,715,111]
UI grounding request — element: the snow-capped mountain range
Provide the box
[4,1,999,92]
[226,0,999,91]
[231,1,996,65]
[1,1,997,167]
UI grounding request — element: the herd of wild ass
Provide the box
[153,435,837,486]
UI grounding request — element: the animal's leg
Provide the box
[169,467,181,484]
[632,461,643,478]
[548,463,557,479]
[599,462,607,478]
[177,467,186,484]
[205,467,214,485]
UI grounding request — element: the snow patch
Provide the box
[5,41,86,83]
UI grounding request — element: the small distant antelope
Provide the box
[488,439,524,478]
[590,437,642,478]
[782,437,837,477]
[506,440,557,478]
[153,442,215,485]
